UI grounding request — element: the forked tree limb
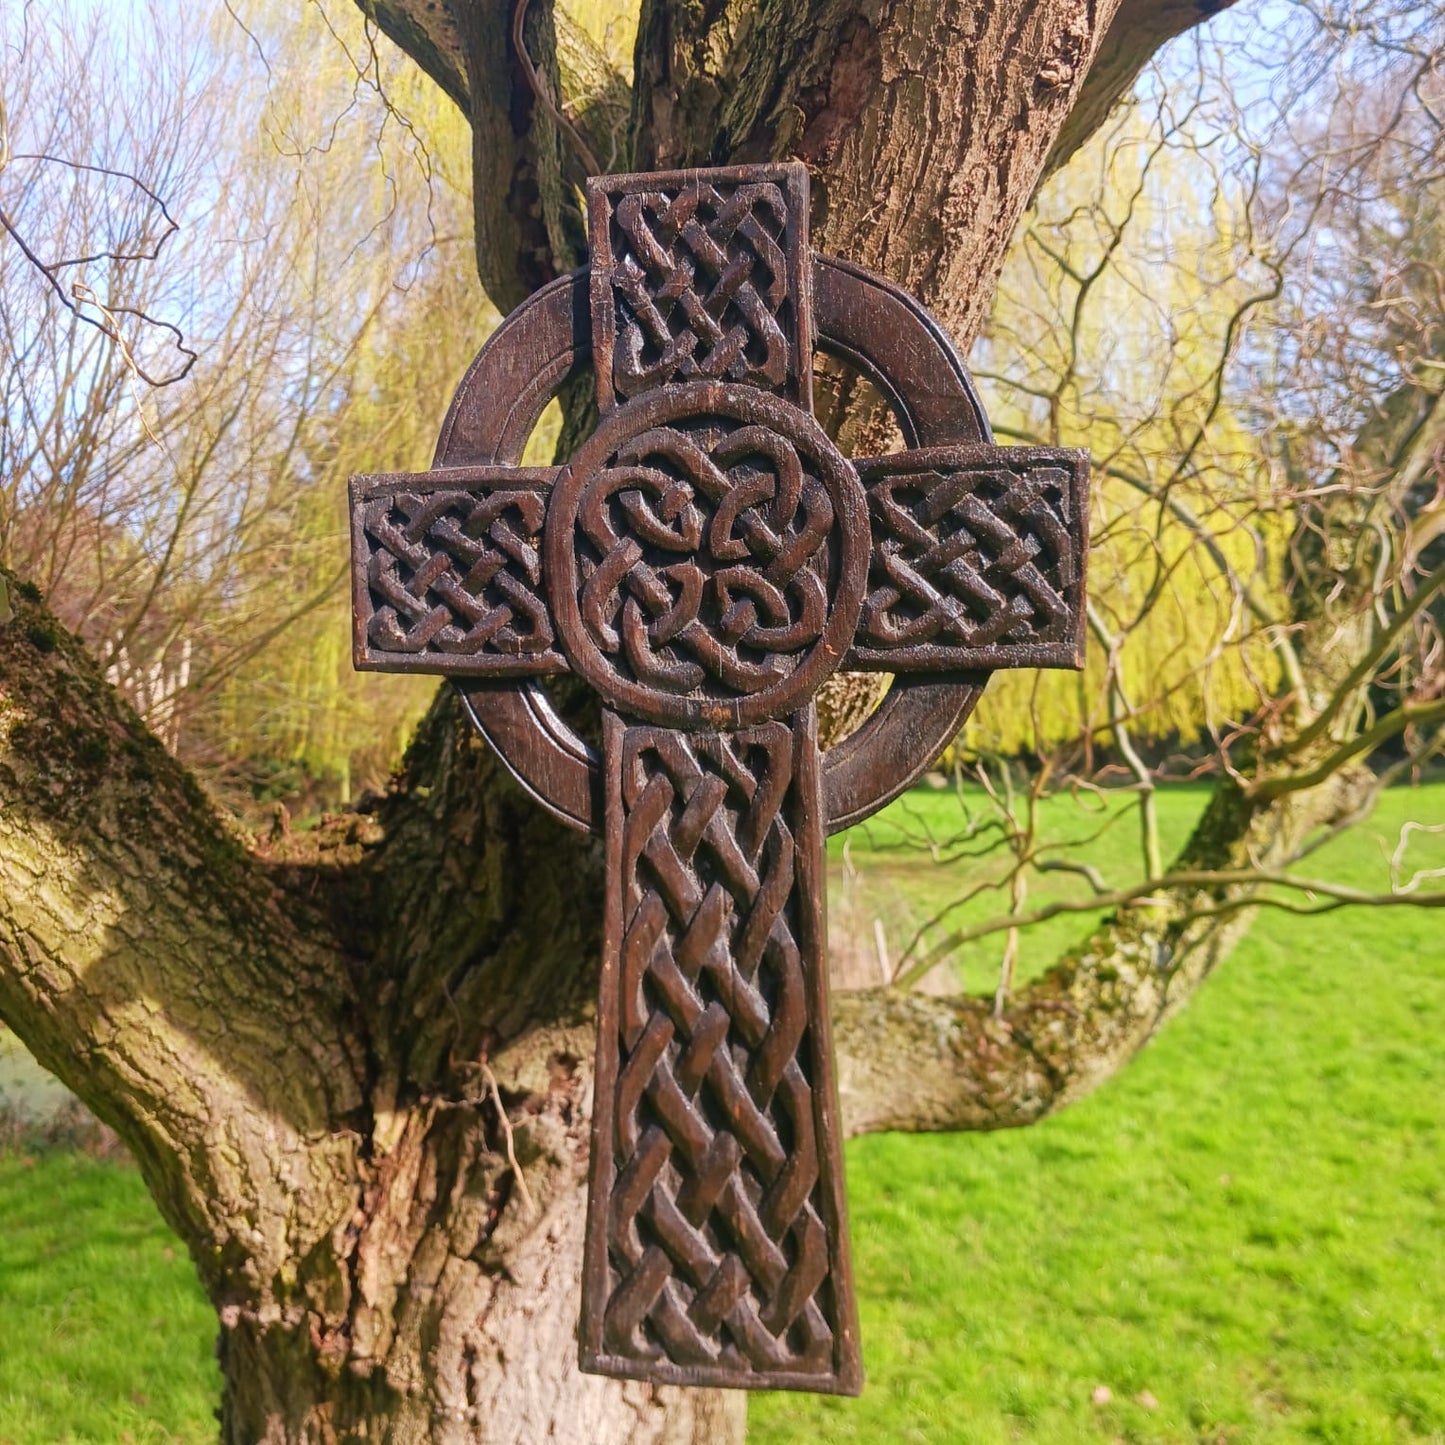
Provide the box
[349,0,1242,322]
[0,580,365,1296]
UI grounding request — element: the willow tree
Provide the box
[0,0,480,789]
[7,2,1445,1441]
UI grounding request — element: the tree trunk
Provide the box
[0,596,746,1441]
[214,1071,744,1444]
[0,3,1279,1440]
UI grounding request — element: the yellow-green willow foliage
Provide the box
[2,0,507,806]
[962,98,1289,759]
[212,0,646,803]
[565,0,639,59]
[205,1,497,801]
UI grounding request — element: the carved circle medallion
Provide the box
[544,380,869,729]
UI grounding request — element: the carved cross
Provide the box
[349,163,1088,1396]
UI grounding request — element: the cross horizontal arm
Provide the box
[844,445,1089,674]
[350,467,569,676]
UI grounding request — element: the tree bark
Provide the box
[0,586,740,1442]
[0,2,1268,1440]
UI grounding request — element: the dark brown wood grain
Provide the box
[348,160,1089,1394]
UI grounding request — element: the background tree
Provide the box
[0,0,485,798]
[844,11,1445,1010]
[1,1,1441,1442]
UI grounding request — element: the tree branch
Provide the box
[1039,0,1243,182]
[894,864,1445,987]
[0,574,365,1297]
[357,0,1241,349]
[1255,698,1445,801]
[351,0,470,118]
[1283,555,1445,760]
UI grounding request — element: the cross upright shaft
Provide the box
[349,161,1088,1395]
[557,164,863,1391]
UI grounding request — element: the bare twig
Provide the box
[511,0,601,176]
[479,1061,536,1219]
[894,868,1445,989]
[0,205,195,387]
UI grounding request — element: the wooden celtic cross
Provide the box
[349,162,1088,1396]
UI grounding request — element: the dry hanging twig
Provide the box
[479,1060,537,1218]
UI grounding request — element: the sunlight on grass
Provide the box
[756,783,1445,1444]
[0,1154,217,1443]
[0,785,1440,1442]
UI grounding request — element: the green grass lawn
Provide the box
[0,1155,217,1443]
[1,783,1441,1443]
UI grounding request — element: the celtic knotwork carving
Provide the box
[589,167,811,408]
[352,473,565,674]
[578,423,830,686]
[849,448,1089,671]
[349,159,1091,1398]
[591,718,850,1382]
[547,382,869,729]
